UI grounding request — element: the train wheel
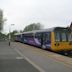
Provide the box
[70,51,72,54]
[64,52,68,56]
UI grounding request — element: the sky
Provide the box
[0,0,72,33]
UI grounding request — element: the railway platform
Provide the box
[0,42,39,72]
[12,42,72,72]
[0,41,72,72]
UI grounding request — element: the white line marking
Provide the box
[16,57,24,59]
[14,48,45,72]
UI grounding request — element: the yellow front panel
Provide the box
[51,32,72,52]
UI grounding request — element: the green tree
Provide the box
[0,32,7,41]
[24,23,43,32]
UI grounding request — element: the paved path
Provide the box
[12,42,72,72]
[0,42,39,72]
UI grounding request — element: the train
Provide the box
[14,27,72,55]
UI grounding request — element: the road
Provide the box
[0,42,39,72]
[12,42,72,72]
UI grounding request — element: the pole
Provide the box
[8,24,14,46]
[9,26,11,46]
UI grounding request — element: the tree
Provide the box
[0,32,7,41]
[24,23,43,32]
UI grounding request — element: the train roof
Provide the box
[23,28,54,34]
[22,27,68,34]
[14,27,68,35]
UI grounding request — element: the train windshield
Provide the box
[68,33,72,41]
[54,27,71,42]
[61,32,67,41]
[55,32,61,42]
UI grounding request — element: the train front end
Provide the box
[51,27,72,54]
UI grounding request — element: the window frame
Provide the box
[61,32,67,42]
[54,32,61,42]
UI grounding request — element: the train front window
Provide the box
[54,28,70,42]
[61,33,67,41]
[68,33,72,41]
[55,32,60,42]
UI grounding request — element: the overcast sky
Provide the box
[0,0,72,33]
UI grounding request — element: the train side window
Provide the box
[35,33,41,42]
[35,33,41,38]
[24,33,34,38]
[43,32,51,42]
[42,33,46,41]
[18,35,21,38]
[55,32,60,42]
[46,32,51,41]
[21,34,22,38]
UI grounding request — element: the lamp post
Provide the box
[9,24,15,46]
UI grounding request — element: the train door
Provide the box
[21,34,24,43]
[34,32,42,47]
[41,32,51,49]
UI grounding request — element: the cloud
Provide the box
[1,0,72,33]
